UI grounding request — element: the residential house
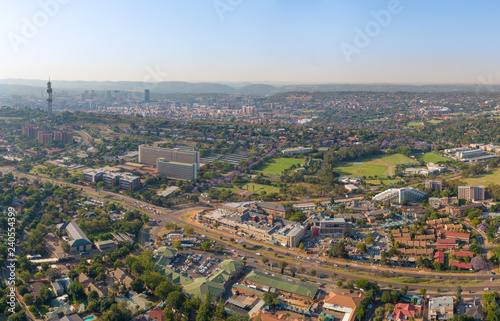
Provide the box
[391,303,422,320]
[28,281,46,297]
[462,297,485,321]
[114,268,134,289]
[132,293,153,310]
[147,308,165,321]
[84,282,108,298]
[78,273,92,286]
[60,315,84,321]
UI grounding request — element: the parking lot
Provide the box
[165,248,239,280]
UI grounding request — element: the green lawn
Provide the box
[370,154,417,166]
[240,183,280,194]
[465,168,500,186]
[407,122,424,127]
[428,120,443,124]
[337,164,389,178]
[30,164,48,175]
[416,152,449,163]
[334,153,417,179]
[256,157,304,175]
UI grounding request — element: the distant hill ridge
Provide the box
[1,78,500,96]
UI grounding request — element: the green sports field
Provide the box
[337,164,389,178]
[335,153,417,178]
[416,152,449,163]
[240,183,280,194]
[407,122,424,127]
[465,168,500,186]
[256,157,304,175]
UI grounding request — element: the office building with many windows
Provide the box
[139,145,200,169]
[156,159,198,180]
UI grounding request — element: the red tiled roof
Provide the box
[452,262,472,269]
[454,251,474,258]
[392,303,421,321]
[147,308,165,321]
[434,251,445,264]
[437,239,456,244]
[440,231,470,238]
[436,245,455,249]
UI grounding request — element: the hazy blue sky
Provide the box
[1,0,500,84]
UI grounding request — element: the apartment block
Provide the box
[23,124,39,138]
[53,130,74,143]
[458,185,485,201]
[38,131,53,144]
[425,180,442,191]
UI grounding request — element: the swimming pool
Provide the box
[83,316,96,321]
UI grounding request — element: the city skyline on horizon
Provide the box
[2,1,500,84]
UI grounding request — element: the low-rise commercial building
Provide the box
[281,147,312,155]
[119,175,140,190]
[445,203,484,217]
[429,197,458,207]
[82,168,107,182]
[242,271,319,302]
[309,217,352,238]
[56,222,93,252]
[429,296,454,320]
[257,202,291,217]
[456,149,484,159]
[82,168,140,190]
[201,205,305,247]
[322,291,364,321]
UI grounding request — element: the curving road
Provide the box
[9,170,500,295]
